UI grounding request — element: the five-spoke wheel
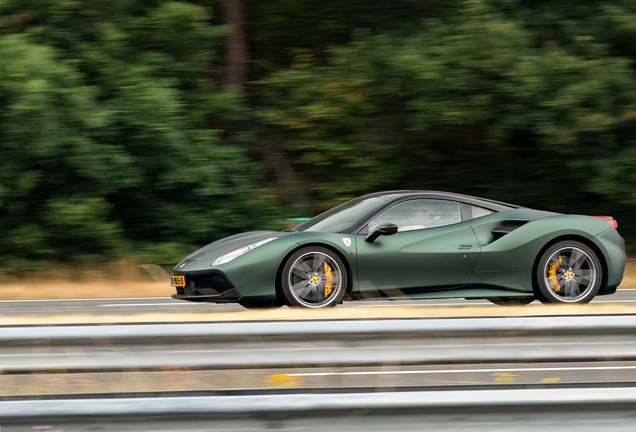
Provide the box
[536,241,602,304]
[280,246,347,308]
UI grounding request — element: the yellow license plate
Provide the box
[170,275,186,287]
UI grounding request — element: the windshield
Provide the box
[295,196,392,233]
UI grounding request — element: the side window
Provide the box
[369,199,462,232]
[467,205,493,220]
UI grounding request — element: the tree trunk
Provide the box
[222,0,248,86]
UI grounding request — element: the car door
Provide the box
[355,199,481,298]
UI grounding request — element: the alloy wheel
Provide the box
[286,251,345,308]
[542,246,597,303]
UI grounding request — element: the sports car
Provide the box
[170,191,626,308]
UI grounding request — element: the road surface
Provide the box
[0,289,634,316]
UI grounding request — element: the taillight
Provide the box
[594,215,618,229]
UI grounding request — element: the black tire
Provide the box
[280,246,348,308]
[535,240,602,304]
[487,297,534,306]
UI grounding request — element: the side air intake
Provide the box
[491,221,528,239]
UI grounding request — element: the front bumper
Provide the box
[171,272,242,303]
[171,290,241,302]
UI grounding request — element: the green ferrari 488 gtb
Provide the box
[171,191,626,308]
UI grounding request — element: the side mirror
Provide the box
[365,223,399,243]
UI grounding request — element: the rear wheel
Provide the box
[535,241,602,304]
[280,246,347,308]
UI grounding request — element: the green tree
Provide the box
[256,0,636,224]
[0,0,282,267]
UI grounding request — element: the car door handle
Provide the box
[458,244,472,250]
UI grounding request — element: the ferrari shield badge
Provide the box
[342,238,352,247]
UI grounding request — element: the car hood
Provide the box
[174,231,294,271]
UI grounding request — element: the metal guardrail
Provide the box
[2,315,636,371]
[3,337,636,372]
[4,314,636,343]
[3,387,636,418]
[0,316,636,373]
[3,315,636,419]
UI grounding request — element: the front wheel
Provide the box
[280,246,347,308]
[535,241,602,304]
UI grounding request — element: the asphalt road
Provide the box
[2,309,636,431]
[3,405,636,431]
[0,289,635,316]
[4,360,636,397]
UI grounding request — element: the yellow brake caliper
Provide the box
[324,263,333,297]
[548,256,562,292]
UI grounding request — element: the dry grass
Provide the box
[0,260,172,300]
[0,280,171,300]
[0,259,634,302]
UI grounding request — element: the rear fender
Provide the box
[473,215,612,273]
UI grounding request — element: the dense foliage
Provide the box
[0,0,281,267]
[2,0,636,268]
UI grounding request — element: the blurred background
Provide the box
[3,3,636,428]
[2,0,636,274]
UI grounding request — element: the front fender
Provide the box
[220,232,358,302]
[291,232,359,294]
[218,236,302,301]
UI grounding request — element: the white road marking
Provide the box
[289,365,636,377]
[354,299,636,307]
[351,303,492,307]
[99,303,209,307]
[593,300,636,303]
[0,297,169,303]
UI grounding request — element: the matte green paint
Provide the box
[355,225,480,296]
[173,206,626,304]
[175,230,359,302]
[590,226,626,288]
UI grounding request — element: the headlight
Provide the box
[212,237,278,266]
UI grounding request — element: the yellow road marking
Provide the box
[263,373,300,388]
[492,372,518,383]
[540,377,562,383]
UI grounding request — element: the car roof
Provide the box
[357,190,520,212]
